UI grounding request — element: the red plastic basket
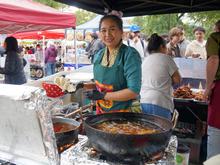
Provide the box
[42,81,64,98]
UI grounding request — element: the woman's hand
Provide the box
[192,53,200,58]
[104,89,138,101]
[203,87,212,103]
[85,89,106,100]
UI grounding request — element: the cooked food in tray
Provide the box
[93,120,161,135]
[173,85,204,101]
[193,90,204,101]
[173,85,194,99]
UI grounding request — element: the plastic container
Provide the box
[176,143,190,165]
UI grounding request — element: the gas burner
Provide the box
[86,147,165,164]
[61,135,178,165]
[58,138,79,153]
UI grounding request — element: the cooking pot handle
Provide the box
[172,109,179,129]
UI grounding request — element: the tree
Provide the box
[33,0,64,9]
[187,11,220,36]
[131,11,219,40]
[132,13,184,37]
[74,9,96,26]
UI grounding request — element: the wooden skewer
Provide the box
[64,103,93,118]
[64,108,81,118]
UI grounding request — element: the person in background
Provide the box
[18,45,26,67]
[0,44,5,56]
[161,34,170,43]
[30,46,35,54]
[85,15,142,114]
[204,20,220,159]
[141,33,181,120]
[167,27,182,57]
[25,47,33,54]
[57,45,64,63]
[0,36,26,84]
[35,44,43,65]
[85,32,104,63]
[45,41,57,76]
[127,25,148,59]
[177,26,190,57]
[185,27,207,59]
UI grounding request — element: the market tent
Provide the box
[76,15,131,30]
[12,29,65,40]
[0,0,76,34]
[55,0,220,17]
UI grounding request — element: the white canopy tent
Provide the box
[76,15,131,31]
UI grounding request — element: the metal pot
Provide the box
[84,112,173,162]
[52,117,80,151]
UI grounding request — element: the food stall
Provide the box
[1,0,220,164]
[0,68,179,165]
[173,58,208,163]
[0,0,76,82]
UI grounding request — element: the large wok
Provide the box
[84,112,173,162]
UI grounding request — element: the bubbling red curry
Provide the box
[53,122,77,133]
[93,120,161,135]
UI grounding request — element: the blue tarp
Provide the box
[64,63,91,69]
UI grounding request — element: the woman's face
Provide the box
[195,30,205,41]
[171,34,181,44]
[99,18,123,49]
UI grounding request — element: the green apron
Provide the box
[93,46,132,114]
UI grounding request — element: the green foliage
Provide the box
[132,11,219,40]
[74,9,96,26]
[132,14,184,37]
[187,11,220,36]
[33,0,64,9]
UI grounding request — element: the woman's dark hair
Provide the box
[193,26,206,34]
[147,33,166,54]
[99,15,123,31]
[5,36,19,53]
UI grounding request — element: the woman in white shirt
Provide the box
[140,33,181,120]
[185,27,207,59]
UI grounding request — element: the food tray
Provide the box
[192,99,207,105]
[174,98,194,102]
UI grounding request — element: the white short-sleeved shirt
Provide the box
[127,39,147,59]
[185,40,207,59]
[140,53,178,111]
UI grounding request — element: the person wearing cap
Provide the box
[185,27,207,59]
[126,25,147,59]
[85,32,104,63]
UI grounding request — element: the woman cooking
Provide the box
[85,14,142,114]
